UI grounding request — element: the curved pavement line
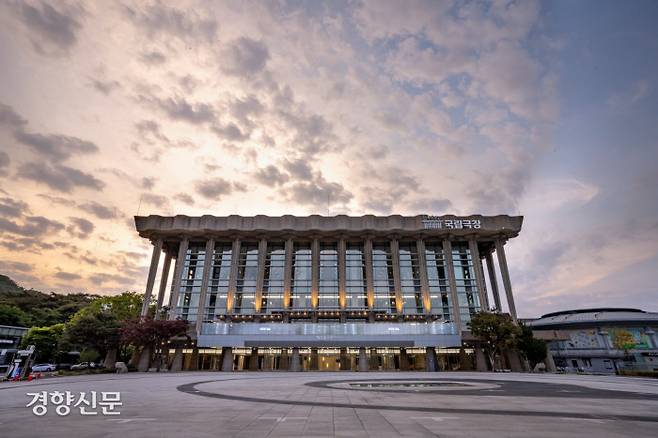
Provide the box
[177,378,658,423]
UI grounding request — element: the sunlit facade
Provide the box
[136,214,522,371]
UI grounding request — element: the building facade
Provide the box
[527,308,658,374]
[135,214,522,371]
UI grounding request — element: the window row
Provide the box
[174,240,483,322]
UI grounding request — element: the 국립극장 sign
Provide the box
[421,215,481,230]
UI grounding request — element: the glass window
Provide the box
[262,243,285,312]
[425,242,451,320]
[345,242,367,309]
[318,242,339,309]
[290,242,312,309]
[235,243,258,314]
[452,242,481,323]
[176,242,206,321]
[399,242,423,314]
[203,242,232,321]
[372,243,396,313]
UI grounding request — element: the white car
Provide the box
[31,363,56,372]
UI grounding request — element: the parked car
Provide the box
[71,362,98,371]
[31,363,57,372]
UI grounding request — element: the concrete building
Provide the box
[0,325,29,375]
[134,214,522,371]
[527,308,658,374]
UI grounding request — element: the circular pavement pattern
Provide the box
[177,376,658,423]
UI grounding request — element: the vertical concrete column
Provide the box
[170,347,183,372]
[279,349,289,370]
[468,239,487,312]
[141,239,163,317]
[390,239,403,313]
[416,239,431,313]
[221,347,234,371]
[443,239,462,333]
[425,347,438,371]
[364,238,374,309]
[249,348,259,371]
[195,239,215,332]
[369,348,379,370]
[485,250,502,311]
[155,252,172,320]
[226,239,241,313]
[495,240,517,321]
[254,239,268,313]
[290,347,301,372]
[311,239,320,310]
[283,239,293,309]
[475,347,488,371]
[310,348,319,370]
[478,258,490,310]
[338,238,347,309]
[544,349,557,372]
[358,347,368,372]
[169,238,189,320]
[399,348,410,371]
[340,347,350,370]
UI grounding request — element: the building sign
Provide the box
[421,215,481,230]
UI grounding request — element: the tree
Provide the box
[120,318,188,369]
[517,324,547,370]
[0,304,30,326]
[20,324,66,363]
[64,310,121,359]
[468,311,521,371]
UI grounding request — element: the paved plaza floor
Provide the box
[1,371,658,437]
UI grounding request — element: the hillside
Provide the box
[0,274,100,327]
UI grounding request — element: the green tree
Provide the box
[0,304,30,326]
[468,311,521,371]
[20,324,66,363]
[517,324,547,369]
[64,311,121,359]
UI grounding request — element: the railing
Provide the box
[201,321,457,336]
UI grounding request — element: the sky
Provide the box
[0,0,657,318]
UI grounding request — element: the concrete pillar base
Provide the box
[544,350,557,372]
[310,348,319,371]
[221,347,234,371]
[339,348,350,371]
[170,347,183,372]
[280,350,289,370]
[290,347,301,372]
[475,347,488,371]
[249,348,259,371]
[399,348,410,371]
[137,346,151,372]
[369,348,379,370]
[103,349,117,370]
[358,347,368,372]
[505,349,523,372]
[425,347,438,372]
[459,347,473,371]
[188,347,199,371]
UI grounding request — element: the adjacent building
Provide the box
[527,308,658,374]
[134,214,523,371]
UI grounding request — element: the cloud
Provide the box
[88,272,135,286]
[285,175,353,207]
[89,78,121,95]
[139,50,167,65]
[78,201,122,220]
[16,161,104,192]
[254,165,289,186]
[123,3,218,43]
[211,122,250,142]
[0,197,30,217]
[14,130,99,161]
[54,270,81,281]
[283,159,313,180]
[194,177,242,200]
[140,192,169,208]
[141,177,157,190]
[607,80,651,110]
[148,96,215,125]
[0,260,34,272]
[0,103,27,127]
[406,198,452,214]
[3,0,84,55]
[173,193,195,205]
[220,37,270,77]
[0,215,65,237]
[66,216,94,239]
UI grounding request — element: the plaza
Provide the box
[1,372,658,437]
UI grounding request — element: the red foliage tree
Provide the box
[120,318,188,350]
